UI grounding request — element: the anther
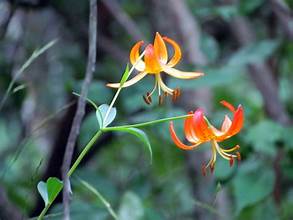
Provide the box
[201,164,207,176]
[229,157,234,167]
[159,95,164,105]
[146,92,152,103]
[236,152,241,161]
[172,88,181,102]
[210,163,215,173]
[143,94,151,105]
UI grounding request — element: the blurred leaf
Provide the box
[96,104,117,129]
[169,65,243,89]
[37,177,63,206]
[214,157,236,179]
[245,120,283,156]
[201,34,219,62]
[78,178,118,220]
[238,198,279,220]
[227,40,280,66]
[104,127,152,163]
[215,5,238,20]
[232,159,275,214]
[118,191,144,220]
[282,126,293,150]
[79,112,99,147]
[239,0,264,14]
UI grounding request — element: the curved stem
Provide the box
[102,114,192,131]
[68,130,103,177]
[37,204,50,220]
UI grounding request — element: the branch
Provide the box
[230,16,291,125]
[167,0,207,66]
[270,0,293,40]
[61,0,97,219]
[101,0,145,42]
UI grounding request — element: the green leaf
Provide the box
[245,120,283,156]
[118,191,144,220]
[120,64,130,87]
[37,177,63,206]
[227,40,280,67]
[104,127,152,163]
[96,104,117,129]
[47,177,63,203]
[239,0,264,14]
[232,159,275,214]
[37,181,49,206]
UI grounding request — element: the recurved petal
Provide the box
[106,72,147,88]
[154,32,168,64]
[184,112,200,143]
[170,121,201,150]
[220,100,236,112]
[162,36,182,67]
[216,105,244,141]
[144,44,163,73]
[130,40,145,71]
[193,109,214,141]
[163,66,204,79]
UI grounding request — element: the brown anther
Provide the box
[159,95,164,105]
[229,157,234,167]
[201,164,207,176]
[164,91,168,97]
[172,90,178,102]
[143,94,151,105]
[146,92,152,103]
[236,152,241,161]
[235,145,240,150]
[210,164,215,173]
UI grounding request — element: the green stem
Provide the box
[103,50,145,125]
[68,130,102,177]
[37,204,50,220]
[102,114,192,131]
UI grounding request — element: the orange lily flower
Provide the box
[106,32,204,104]
[169,101,244,175]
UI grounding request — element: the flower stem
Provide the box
[102,114,192,131]
[68,130,103,177]
[103,50,145,125]
[37,204,50,220]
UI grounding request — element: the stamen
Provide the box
[229,157,234,167]
[143,94,152,105]
[159,95,164,105]
[201,164,207,176]
[172,88,181,102]
[222,145,240,152]
[210,163,215,173]
[147,92,152,103]
[236,152,241,161]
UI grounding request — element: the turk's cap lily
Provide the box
[106,32,204,104]
[169,100,244,175]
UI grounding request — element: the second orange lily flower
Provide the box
[107,32,204,104]
[169,101,244,175]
